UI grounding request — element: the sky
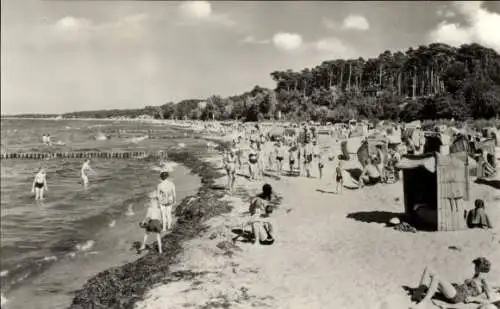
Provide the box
[1,1,500,115]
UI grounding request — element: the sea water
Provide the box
[0,119,203,309]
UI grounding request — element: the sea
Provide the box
[0,119,203,309]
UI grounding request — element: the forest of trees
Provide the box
[9,42,499,123]
[160,43,500,123]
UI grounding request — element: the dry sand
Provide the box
[135,135,500,309]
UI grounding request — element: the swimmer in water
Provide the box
[32,168,48,201]
[81,159,94,189]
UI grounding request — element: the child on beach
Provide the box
[410,257,494,309]
[32,167,48,201]
[139,191,165,253]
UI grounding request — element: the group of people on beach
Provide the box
[222,124,345,194]
[216,121,499,308]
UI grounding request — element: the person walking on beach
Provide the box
[32,167,48,201]
[248,141,259,181]
[312,139,321,178]
[288,142,298,175]
[157,168,176,231]
[336,160,343,194]
[223,148,237,193]
[274,141,286,176]
[81,159,94,189]
[139,191,165,253]
[303,141,314,178]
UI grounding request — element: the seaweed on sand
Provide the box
[69,141,233,309]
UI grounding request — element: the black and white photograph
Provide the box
[1,1,500,308]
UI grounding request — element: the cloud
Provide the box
[341,15,370,31]
[272,32,303,51]
[240,35,270,45]
[177,1,235,27]
[315,37,350,53]
[48,14,149,45]
[437,7,456,18]
[179,1,212,19]
[428,1,500,52]
[322,18,339,30]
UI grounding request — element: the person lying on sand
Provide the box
[467,199,493,229]
[410,257,494,309]
[359,159,381,188]
[139,191,165,253]
[248,184,275,245]
[32,167,48,201]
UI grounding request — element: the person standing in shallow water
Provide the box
[157,169,176,231]
[139,191,165,253]
[32,167,48,201]
[81,159,94,189]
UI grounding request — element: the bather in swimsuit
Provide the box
[450,279,481,304]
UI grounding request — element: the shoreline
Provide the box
[68,138,232,309]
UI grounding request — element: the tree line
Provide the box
[9,42,499,123]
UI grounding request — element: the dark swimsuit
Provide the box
[35,182,44,189]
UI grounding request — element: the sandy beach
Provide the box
[135,135,500,309]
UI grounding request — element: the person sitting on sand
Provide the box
[81,159,94,189]
[223,148,237,193]
[157,169,176,231]
[359,159,381,188]
[32,167,48,201]
[410,257,494,309]
[248,184,275,245]
[139,191,166,253]
[467,199,493,229]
